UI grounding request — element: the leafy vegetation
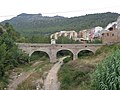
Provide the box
[1,12,119,44]
[58,43,120,90]
[91,50,120,90]
[0,23,29,89]
[0,12,120,90]
[57,50,73,59]
[27,35,50,43]
[15,47,52,90]
[63,57,72,63]
[2,12,119,36]
[56,36,81,44]
[87,39,102,44]
[30,51,49,61]
[78,50,94,59]
[58,61,94,90]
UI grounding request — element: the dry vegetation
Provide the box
[16,60,53,90]
[58,44,119,90]
[7,58,53,90]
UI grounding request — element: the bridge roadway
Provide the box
[17,43,104,63]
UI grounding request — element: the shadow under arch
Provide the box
[56,49,73,60]
[30,51,50,61]
[77,49,94,59]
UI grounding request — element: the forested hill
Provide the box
[2,12,120,36]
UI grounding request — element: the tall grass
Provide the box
[91,50,120,90]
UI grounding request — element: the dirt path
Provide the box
[44,57,67,90]
[7,61,39,90]
[8,71,33,90]
[7,57,66,90]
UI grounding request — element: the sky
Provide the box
[0,0,120,22]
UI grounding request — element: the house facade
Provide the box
[78,26,103,41]
[101,18,120,44]
[50,31,77,40]
[50,16,120,44]
[101,29,120,44]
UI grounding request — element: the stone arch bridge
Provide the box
[17,43,104,63]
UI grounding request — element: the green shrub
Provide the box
[63,57,72,63]
[58,63,92,90]
[88,39,102,44]
[91,50,120,90]
[30,51,49,61]
[78,50,94,58]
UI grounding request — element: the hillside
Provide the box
[58,44,120,90]
[2,12,120,36]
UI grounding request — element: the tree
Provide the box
[56,36,80,44]
[0,24,29,78]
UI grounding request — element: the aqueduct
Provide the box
[17,43,104,63]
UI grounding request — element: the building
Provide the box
[101,29,120,44]
[77,26,103,42]
[94,26,103,38]
[50,30,77,40]
[50,16,120,44]
[51,39,56,44]
[78,29,90,41]
[101,18,120,44]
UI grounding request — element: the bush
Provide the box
[63,57,72,63]
[0,23,29,89]
[87,39,102,44]
[91,50,120,90]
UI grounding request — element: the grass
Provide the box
[16,58,53,90]
[58,60,95,90]
[1,43,120,90]
[91,50,120,90]
[63,56,72,63]
[58,43,120,90]
[0,77,9,90]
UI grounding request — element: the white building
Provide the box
[51,39,56,44]
[50,30,77,40]
[94,26,103,38]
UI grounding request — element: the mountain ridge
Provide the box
[1,12,120,36]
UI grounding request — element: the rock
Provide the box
[35,78,44,90]
[42,72,48,79]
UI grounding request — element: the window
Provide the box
[112,34,114,36]
[109,27,113,31]
[102,33,104,36]
[85,45,87,47]
[107,33,109,36]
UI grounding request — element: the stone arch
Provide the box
[29,50,50,60]
[77,49,94,58]
[56,49,74,59]
[77,49,95,55]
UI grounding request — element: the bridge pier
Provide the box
[49,54,57,63]
[73,53,78,60]
[49,49,58,63]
